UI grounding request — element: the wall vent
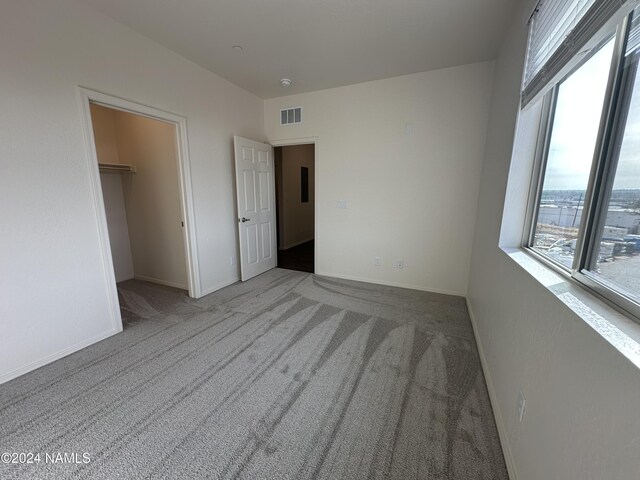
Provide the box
[280,107,302,125]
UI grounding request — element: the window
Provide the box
[531,39,615,268]
[527,6,640,319]
[586,13,640,303]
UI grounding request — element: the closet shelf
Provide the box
[99,163,137,174]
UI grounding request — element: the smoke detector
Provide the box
[280,78,292,88]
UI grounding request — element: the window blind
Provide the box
[522,0,636,107]
[626,8,640,54]
[524,0,597,87]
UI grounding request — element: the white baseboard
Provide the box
[465,298,518,480]
[314,271,465,297]
[199,277,240,297]
[279,237,314,250]
[134,275,188,291]
[0,327,121,386]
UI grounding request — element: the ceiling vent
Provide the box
[280,107,302,125]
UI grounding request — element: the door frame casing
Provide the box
[269,136,318,273]
[77,87,201,330]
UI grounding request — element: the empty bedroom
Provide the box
[1,0,639,479]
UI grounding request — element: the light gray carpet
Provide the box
[0,269,508,479]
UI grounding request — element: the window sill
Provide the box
[500,246,640,370]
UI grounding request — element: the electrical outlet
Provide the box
[374,256,381,267]
[396,259,404,269]
[337,200,347,209]
[517,390,526,422]
[230,256,235,266]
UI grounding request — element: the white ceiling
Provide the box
[78,0,516,99]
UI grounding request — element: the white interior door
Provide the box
[233,136,277,281]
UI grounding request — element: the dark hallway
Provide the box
[274,144,315,274]
[277,240,314,273]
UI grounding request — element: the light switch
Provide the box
[404,123,414,135]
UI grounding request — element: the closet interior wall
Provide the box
[90,103,188,290]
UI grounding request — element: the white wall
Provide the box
[265,63,494,295]
[114,110,188,289]
[277,144,315,250]
[467,4,640,479]
[91,104,135,283]
[99,173,135,282]
[0,0,263,384]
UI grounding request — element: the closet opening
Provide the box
[88,100,192,323]
[274,144,315,273]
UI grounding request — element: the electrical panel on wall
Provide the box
[280,107,302,125]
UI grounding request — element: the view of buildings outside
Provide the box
[535,190,640,285]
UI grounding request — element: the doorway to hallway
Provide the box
[274,144,315,273]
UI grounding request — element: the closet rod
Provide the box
[98,163,137,174]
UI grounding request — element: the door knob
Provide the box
[241,217,250,223]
